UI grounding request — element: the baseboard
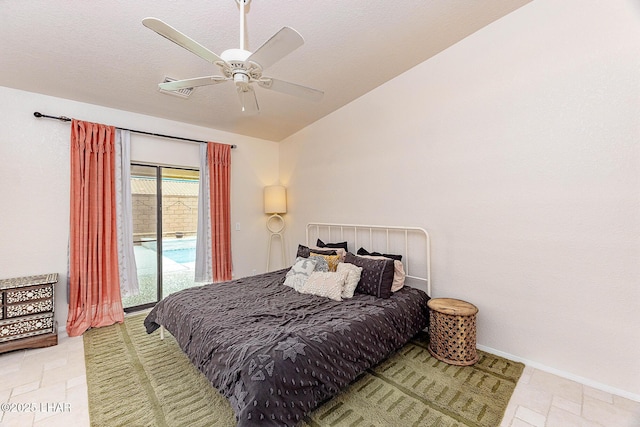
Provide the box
[477,344,640,403]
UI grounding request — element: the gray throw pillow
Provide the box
[344,252,395,298]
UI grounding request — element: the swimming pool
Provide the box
[142,237,196,264]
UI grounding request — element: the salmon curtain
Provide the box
[208,142,232,281]
[66,119,124,337]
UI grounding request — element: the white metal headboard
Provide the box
[306,223,431,296]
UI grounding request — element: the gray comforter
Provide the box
[144,269,429,426]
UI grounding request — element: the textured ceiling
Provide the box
[0,0,533,141]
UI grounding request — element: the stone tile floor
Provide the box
[0,333,88,427]
[1,332,638,427]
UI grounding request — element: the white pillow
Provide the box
[336,262,363,299]
[284,256,318,289]
[295,271,347,301]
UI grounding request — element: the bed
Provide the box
[144,223,432,426]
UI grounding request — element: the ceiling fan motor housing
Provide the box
[220,48,263,88]
[220,48,251,63]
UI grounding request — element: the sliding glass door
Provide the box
[122,164,200,311]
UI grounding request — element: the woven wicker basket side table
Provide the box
[427,298,479,366]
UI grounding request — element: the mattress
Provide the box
[144,268,430,426]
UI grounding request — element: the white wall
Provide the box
[279,0,640,398]
[0,86,279,327]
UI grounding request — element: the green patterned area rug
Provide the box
[84,314,523,427]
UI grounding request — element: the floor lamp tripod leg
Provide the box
[280,233,285,269]
[267,233,285,271]
[267,233,273,271]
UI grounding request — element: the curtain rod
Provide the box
[33,112,237,149]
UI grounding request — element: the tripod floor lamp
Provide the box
[264,185,286,271]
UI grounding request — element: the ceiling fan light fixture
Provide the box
[233,72,250,86]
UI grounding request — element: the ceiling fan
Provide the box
[143,0,323,114]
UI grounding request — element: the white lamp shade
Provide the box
[264,185,287,214]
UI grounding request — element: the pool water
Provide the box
[164,247,196,264]
[142,237,196,264]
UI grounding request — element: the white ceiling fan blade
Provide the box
[143,17,224,65]
[258,78,324,102]
[159,76,227,91]
[237,86,259,114]
[245,27,304,70]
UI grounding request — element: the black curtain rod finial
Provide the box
[34,111,71,121]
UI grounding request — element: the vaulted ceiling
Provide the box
[0,0,533,141]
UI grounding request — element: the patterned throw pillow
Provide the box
[344,252,395,299]
[295,271,347,301]
[358,255,406,292]
[283,256,318,289]
[310,252,341,272]
[308,255,329,272]
[336,262,363,299]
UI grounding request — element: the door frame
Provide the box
[124,162,199,312]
